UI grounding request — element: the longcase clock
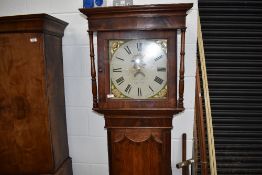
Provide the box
[0,14,72,175]
[80,4,192,175]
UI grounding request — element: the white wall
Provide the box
[0,0,197,174]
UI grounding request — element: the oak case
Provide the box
[80,4,193,175]
[0,14,72,175]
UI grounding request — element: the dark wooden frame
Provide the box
[97,30,177,110]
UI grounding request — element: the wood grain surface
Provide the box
[0,14,72,175]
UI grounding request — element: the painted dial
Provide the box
[110,39,167,99]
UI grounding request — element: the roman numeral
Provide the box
[116,76,125,85]
[137,42,142,52]
[154,76,164,85]
[116,56,124,61]
[157,67,166,72]
[125,84,132,94]
[154,55,163,61]
[113,68,122,72]
[149,86,154,93]
[138,87,142,96]
[124,46,132,55]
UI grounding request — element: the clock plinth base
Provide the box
[105,115,174,175]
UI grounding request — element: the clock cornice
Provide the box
[79,3,193,31]
[79,3,193,16]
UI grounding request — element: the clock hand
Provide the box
[134,70,145,77]
[131,56,146,77]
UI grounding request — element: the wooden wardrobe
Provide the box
[0,14,72,175]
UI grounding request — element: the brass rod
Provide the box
[197,14,217,175]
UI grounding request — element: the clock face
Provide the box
[109,39,168,99]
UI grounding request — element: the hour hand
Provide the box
[134,70,145,77]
